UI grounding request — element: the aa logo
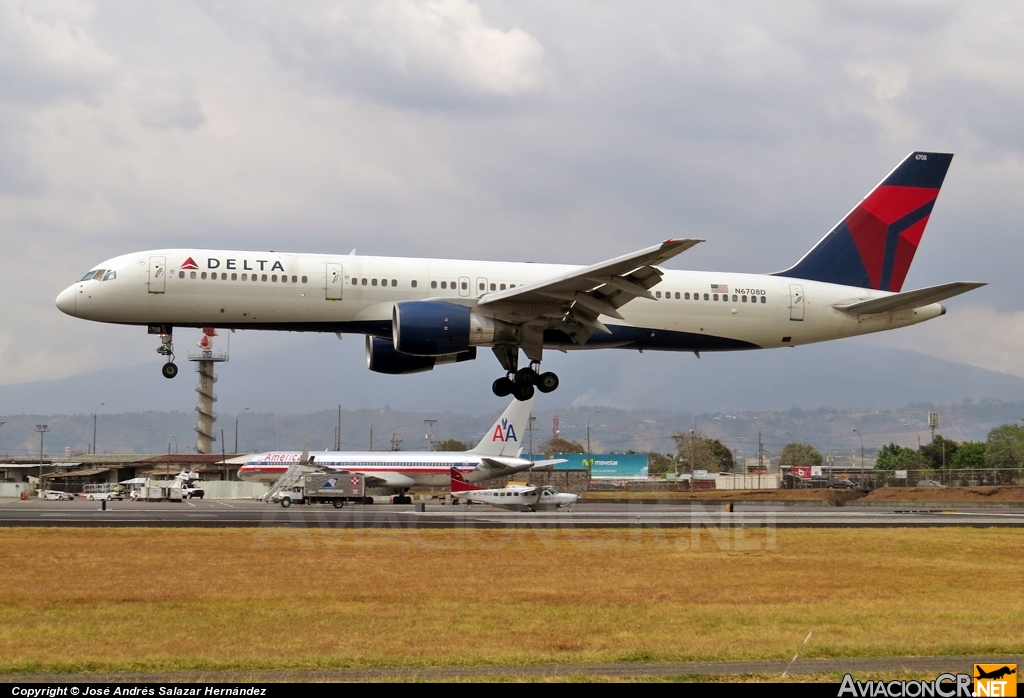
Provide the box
[974,664,1017,697]
[491,418,517,442]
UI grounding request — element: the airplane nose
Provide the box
[55,285,77,317]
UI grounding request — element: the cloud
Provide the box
[203,0,546,106]
[133,74,206,130]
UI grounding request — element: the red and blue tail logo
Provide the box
[776,152,952,292]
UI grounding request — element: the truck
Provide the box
[275,473,366,508]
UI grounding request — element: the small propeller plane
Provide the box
[449,467,579,511]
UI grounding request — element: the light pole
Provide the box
[852,429,864,471]
[0,420,5,456]
[235,407,249,453]
[528,415,537,460]
[586,410,601,468]
[35,424,49,491]
[92,403,105,455]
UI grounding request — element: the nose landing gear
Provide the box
[156,332,178,379]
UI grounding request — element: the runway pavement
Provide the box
[2,498,1023,527]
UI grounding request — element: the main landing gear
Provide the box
[492,363,559,401]
[155,330,178,379]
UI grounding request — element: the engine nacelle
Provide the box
[365,336,476,375]
[392,301,516,356]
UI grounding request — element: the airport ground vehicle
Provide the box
[42,490,75,501]
[181,483,204,499]
[85,491,124,501]
[275,473,366,508]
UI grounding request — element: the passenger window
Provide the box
[761,296,766,303]
[742,295,747,302]
[675,292,680,299]
[490,283,496,291]
[500,284,506,290]
[684,292,690,300]
[732,295,737,302]
[361,278,367,286]
[372,278,378,286]
[302,276,308,283]
[713,294,718,301]
[479,282,485,291]
[703,293,709,300]
[431,281,437,289]
[292,275,297,283]
[201,272,207,279]
[262,274,268,281]
[411,280,418,288]
[220,273,226,280]
[656,291,661,298]
[461,281,468,290]
[241,273,247,281]
[391,279,397,287]
[178,271,185,279]
[450,281,456,289]
[190,271,197,279]
[352,278,358,285]
[231,273,237,281]
[440,281,446,289]
[510,284,515,288]
[271,274,278,282]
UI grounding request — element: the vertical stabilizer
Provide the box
[469,396,534,457]
[450,467,484,492]
[775,152,953,292]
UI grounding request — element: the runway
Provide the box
[2,498,1023,527]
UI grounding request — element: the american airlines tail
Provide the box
[775,151,953,291]
[469,395,534,458]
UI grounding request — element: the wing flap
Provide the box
[833,281,985,315]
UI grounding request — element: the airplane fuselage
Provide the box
[238,450,532,490]
[56,248,944,353]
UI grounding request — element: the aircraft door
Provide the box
[476,277,488,297]
[148,256,166,294]
[458,276,470,297]
[789,284,804,321]
[326,263,344,300]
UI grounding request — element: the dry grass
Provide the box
[860,486,1024,502]
[0,527,1022,674]
[583,489,848,502]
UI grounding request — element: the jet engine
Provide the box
[365,336,476,375]
[392,301,517,356]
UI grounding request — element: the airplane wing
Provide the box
[477,239,702,341]
[530,458,567,468]
[356,471,416,488]
[833,281,985,315]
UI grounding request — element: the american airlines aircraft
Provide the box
[56,152,983,400]
[237,396,561,503]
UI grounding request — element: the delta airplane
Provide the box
[56,152,983,400]
[237,396,562,502]
[449,468,579,511]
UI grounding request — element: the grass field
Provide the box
[1,527,1021,675]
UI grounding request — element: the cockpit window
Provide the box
[102,270,116,281]
[80,271,98,281]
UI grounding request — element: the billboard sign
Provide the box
[789,465,812,479]
[552,453,649,478]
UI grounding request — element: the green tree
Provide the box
[540,437,585,455]
[778,442,824,466]
[646,452,675,475]
[875,443,928,471]
[671,431,733,473]
[985,424,1024,471]
[433,438,471,451]
[951,441,986,471]
[919,435,959,470]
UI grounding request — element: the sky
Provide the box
[2,0,1023,404]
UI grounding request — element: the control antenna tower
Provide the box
[188,328,228,454]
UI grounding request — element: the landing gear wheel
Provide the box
[536,372,559,393]
[332,499,345,509]
[512,383,535,401]
[514,367,537,386]
[492,376,514,397]
[394,495,412,505]
[363,496,374,505]
[161,362,178,379]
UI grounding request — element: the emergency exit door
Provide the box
[326,263,344,300]
[789,284,804,321]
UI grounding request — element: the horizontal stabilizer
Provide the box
[530,459,568,469]
[833,281,985,315]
